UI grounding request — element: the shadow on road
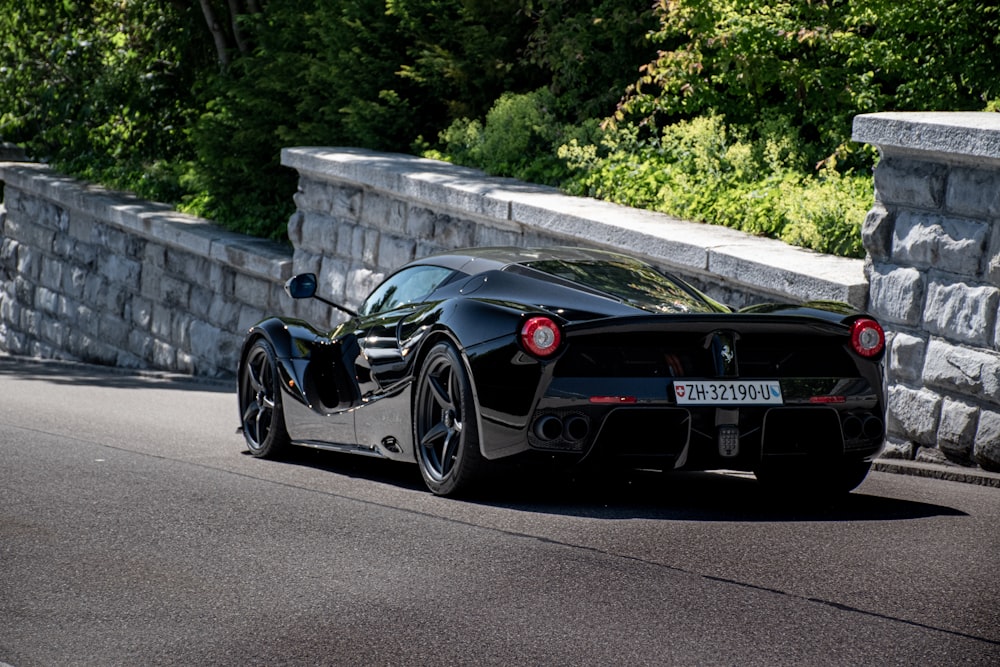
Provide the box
[260,446,967,523]
[0,354,232,393]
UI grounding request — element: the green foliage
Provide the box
[437,89,595,185]
[617,0,1000,168]
[0,0,204,203]
[522,0,658,120]
[558,115,868,257]
[2,0,998,256]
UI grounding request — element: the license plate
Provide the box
[673,380,783,405]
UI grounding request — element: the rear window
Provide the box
[520,258,717,314]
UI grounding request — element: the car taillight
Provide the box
[850,318,885,358]
[520,316,562,358]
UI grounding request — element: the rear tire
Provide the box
[413,342,487,496]
[238,338,291,458]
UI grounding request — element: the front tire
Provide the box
[238,338,291,458]
[413,342,486,496]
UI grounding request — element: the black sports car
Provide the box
[237,246,886,496]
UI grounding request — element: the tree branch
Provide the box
[197,0,231,67]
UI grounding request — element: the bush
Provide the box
[558,115,869,257]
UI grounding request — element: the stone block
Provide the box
[175,350,196,375]
[189,285,214,321]
[98,252,142,286]
[188,319,224,364]
[328,183,362,220]
[62,266,87,300]
[152,339,176,369]
[142,242,167,269]
[233,274,272,310]
[208,294,241,331]
[0,238,18,268]
[362,228,380,266]
[377,234,416,272]
[405,206,437,238]
[922,280,999,346]
[359,191,406,232]
[946,166,1000,219]
[34,286,59,315]
[300,211,339,255]
[165,247,210,281]
[40,315,66,347]
[889,332,926,383]
[158,274,192,309]
[39,256,63,291]
[172,312,193,350]
[973,409,1000,472]
[128,329,154,361]
[208,263,236,299]
[887,385,942,445]
[861,205,894,261]
[937,398,978,465]
[98,314,131,344]
[287,210,304,247]
[292,250,323,277]
[237,305,266,333]
[474,223,523,248]
[6,215,55,251]
[891,211,987,276]
[872,156,946,209]
[868,264,925,326]
[434,215,477,250]
[922,338,1000,400]
[151,303,173,338]
[131,296,153,330]
[318,256,349,304]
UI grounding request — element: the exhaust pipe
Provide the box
[841,416,863,440]
[563,415,590,442]
[533,415,563,441]
[862,416,885,440]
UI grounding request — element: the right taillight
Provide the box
[850,318,885,358]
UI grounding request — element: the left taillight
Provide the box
[520,316,562,358]
[850,317,885,358]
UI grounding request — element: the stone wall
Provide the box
[854,112,1000,471]
[0,163,291,377]
[280,147,866,323]
[1,150,865,383]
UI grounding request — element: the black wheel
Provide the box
[238,338,291,458]
[755,458,872,497]
[413,342,486,496]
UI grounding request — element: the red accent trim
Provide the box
[589,396,638,404]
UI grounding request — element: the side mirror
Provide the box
[284,273,317,299]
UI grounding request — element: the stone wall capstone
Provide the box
[853,111,1000,471]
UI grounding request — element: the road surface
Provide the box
[1,355,998,665]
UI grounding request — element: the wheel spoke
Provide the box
[420,421,449,448]
[427,371,453,411]
[247,358,265,393]
[439,432,459,475]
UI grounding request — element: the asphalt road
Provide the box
[1,355,998,666]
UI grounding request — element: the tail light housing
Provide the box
[850,317,885,358]
[520,316,562,358]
